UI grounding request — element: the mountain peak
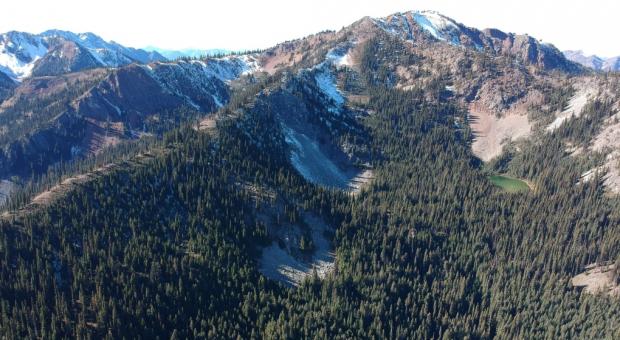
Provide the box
[0,30,166,80]
[564,50,619,71]
[368,10,580,73]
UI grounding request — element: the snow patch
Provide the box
[211,94,223,108]
[147,56,258,111]
[372,18,400,36]
[373,13,415,41]
[0,32,48,79]
[190,55,261,82]
[314,67,344,112]
[237,54,262,75]
[412,11,461,45]
[326,48,352,68]
[372,11,465,47]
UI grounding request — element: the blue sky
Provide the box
[2,0,619,57]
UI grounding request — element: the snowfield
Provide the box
[0,32,48,79]
[314,67,345,112]
[326,47,353,68]
[373,10,465,46]
[0,30,167,80]
[412,11,460,44]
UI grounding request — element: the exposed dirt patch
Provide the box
[82,118,125,155]
[558,75,619,192]
[198,115,217,131]
[237,181,276,202]
[196,112,241,137]
[348,169,374,195]
[346,94,370,106]
[571,263,620,297]
[583,150,620,195]
[30,164,117,207]
[602,155,620,194]
[469,102,532,162]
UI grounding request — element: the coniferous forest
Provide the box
[1,12,620,340]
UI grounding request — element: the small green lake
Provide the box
[489,175,530,193]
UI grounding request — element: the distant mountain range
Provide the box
[0,30,165,80]
[143,47,233,60]
[564,50,620,71]
[0,9,586,182]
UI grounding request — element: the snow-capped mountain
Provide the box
[371,10,579,72]
[41,30,165,66]
[373,10,467,45]
[0,30,166,80]
[0,32,48,80]
[564,50,620,71]
[0,9,587,183]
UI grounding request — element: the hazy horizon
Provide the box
[2,0,619,57]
